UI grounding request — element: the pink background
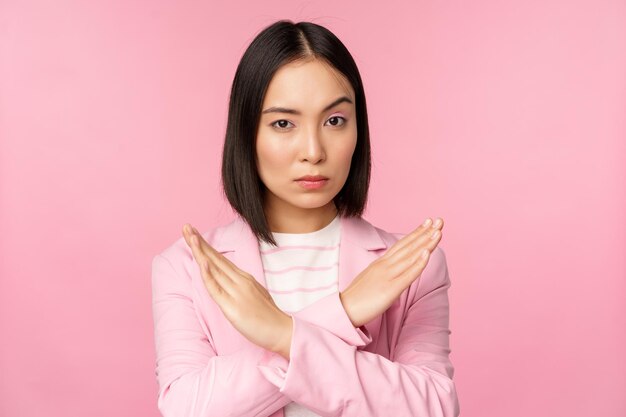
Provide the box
[1,1,624,416]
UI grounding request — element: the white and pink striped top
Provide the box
[258,213,341,417]
[258,213,341,316]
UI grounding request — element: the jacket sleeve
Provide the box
[151,254,290,417]
[151,254,371,417]
[255,246,460,417]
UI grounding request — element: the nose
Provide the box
[299,126,326,164]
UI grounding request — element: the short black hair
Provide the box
[220,19,371,247]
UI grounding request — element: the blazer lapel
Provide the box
[211,214,389,293]
[335,214,389,292]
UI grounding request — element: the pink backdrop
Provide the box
[1,1,624,416]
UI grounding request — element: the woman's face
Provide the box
[255,58,358,221]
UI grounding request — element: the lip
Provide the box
[296,178,328,190]
[296,175,328,190]
[295,175,329,181]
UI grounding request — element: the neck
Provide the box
[264,202,339,234]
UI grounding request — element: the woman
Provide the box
[151,19,459,417]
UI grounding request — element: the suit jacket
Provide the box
[151,214,460,417]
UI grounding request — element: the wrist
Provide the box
[274,313,293,360]
[339,291,357,327]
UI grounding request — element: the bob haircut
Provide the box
[221,19,371,247]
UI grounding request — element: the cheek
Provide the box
[336,134,358,171]
[256,136,288,174]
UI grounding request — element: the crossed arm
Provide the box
[151,247,459,417]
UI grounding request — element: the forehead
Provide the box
[262,59,355,110]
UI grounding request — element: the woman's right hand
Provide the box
[339,217,444,328]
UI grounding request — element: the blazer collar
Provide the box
[211,214,388,292]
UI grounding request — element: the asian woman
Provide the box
[151,19,459,417]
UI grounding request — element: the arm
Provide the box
[151,254,290,417]
[290,290,373,348]
[255,246,460,417]
[151,253,372,417]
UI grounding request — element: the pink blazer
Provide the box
[151,214,460,417]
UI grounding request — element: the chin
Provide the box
[288,194,334,209]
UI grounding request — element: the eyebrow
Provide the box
[261,96,353,115]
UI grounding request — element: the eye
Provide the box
[325,116,346,127]
[271,119,294,130]
[270,116,347,131]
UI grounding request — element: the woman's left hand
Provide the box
[182,223,293,359]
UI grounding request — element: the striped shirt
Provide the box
[258,213,341,417]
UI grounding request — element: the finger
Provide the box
[187,233,238,297]
[182,223,195,247]
[384,217,443,259]
[381,219,431,259]
[391,227,443,287]
[374,218,441,279]
[182,223,240,296]
[189,227,249,283]
[182,224,232,276]
[393,245,431,287]
[383,224,442,278]
[394,217,443,255]
[197,254,228,301]
[395,225,443,263]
